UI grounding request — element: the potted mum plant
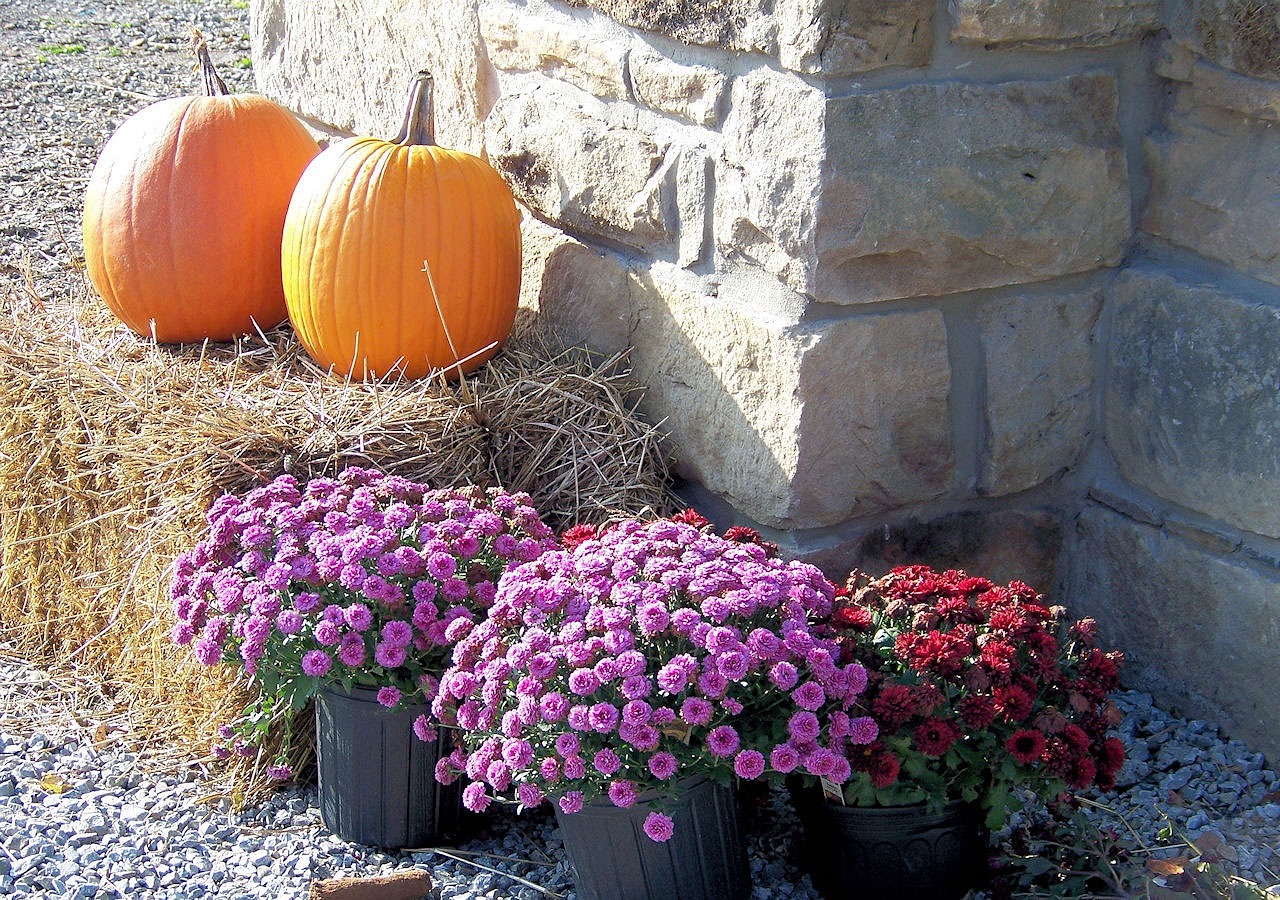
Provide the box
[169,466,557,849]
[431,515,877,900]
[793,564,1127,900]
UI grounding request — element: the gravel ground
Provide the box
[2,0,1280,897]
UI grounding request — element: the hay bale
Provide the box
[0,283,676,794]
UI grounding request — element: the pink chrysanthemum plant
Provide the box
[430,517,877,842]
[169,466,558,777]
[821,565,1127,829]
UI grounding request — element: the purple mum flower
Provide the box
[648,751,678,780]
[375,642,407,668]
[301,650,331,677]
[588,703,620,733]
[608,780,638,809]
[643,811,674,842]
[706,725,740,757]
[770,744,800,773]
[558,791,584,815]
[382,620,413,647]
[462,782,490,812]
[337,635,365,667]
[733,749,766,780]
[592,748,622,776]
[413,714,438,743]
[847,716,879,745]
[313,620,341,647]
[344,603,373,631]
[791,681,826,711]
[679,696,714,727]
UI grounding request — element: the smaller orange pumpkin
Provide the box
[82,31,320,342]
[282,72,522,381]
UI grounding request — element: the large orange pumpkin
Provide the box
[281,72,521,381]
[82,32,320,343]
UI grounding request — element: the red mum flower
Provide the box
[978,639,1018,677]
[1098,736,1126,778]
[1062,724,1091,752]
[832,605,874,631]
[867,747,902,788]
[559,524,598,550]
[911,683,944,716]
[957,694,997,730]
[933,596,971,621]
[986,607,1029,635]
[669,508,711,529]
[1081,649,1123,692]
[871,684,917,731]
[912,717,962,756]
[955,576,995,594]
[1069,617,1099,647]
[1005,728,1047,765]
[721,525,779,557]
[1065,755,1097,790]
[907,630,969,676]
[994,684,1034,722]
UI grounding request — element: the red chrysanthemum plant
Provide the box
[821,565,1127,829]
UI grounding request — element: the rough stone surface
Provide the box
[797,507,1064,592]
[978,288,1102,495]
[716,67,827,296]
[1068,506,1280,760]
[1144,91,1280,284]
[518,218,636,354]
[479,3,627,100]
[626,273,953,528]
[675,146,711,268]
[629,50,726,126]
[560,0,933,75]
[486,83,674,249]
[1161,43,1280,121]
[1168,0,1280,80]
[250,0,488,151]
[814,73,1130,304]
[949,0,1160,46]
[1105,267,1280,539]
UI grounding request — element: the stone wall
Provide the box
[249,0,1280,758]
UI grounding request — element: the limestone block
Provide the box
[630,51,726,126]
[1143,93,1280,282]
[249,0,487,152]
[479,3,627,100]
[1168,0,1280,80]
[675,147,711,268]
[486,84,674,249]
[626,272,953,528]
[1106,267,1280,539]
[1189,59,1280,121]
[978,288,1102,495]
[815,73,1129,304]
[949,0,1159,46]
[518,218,636,354]
[1069,507,1280,759]
[716,68,827,296]
[559,0,933,76]
[796,507,1064,592]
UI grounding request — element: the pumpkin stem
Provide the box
[191,29,230,97]
[393,72,436,147]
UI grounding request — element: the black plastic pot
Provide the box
[553,776,750,900]
[314,682,460,850]
[792,787,986,900]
